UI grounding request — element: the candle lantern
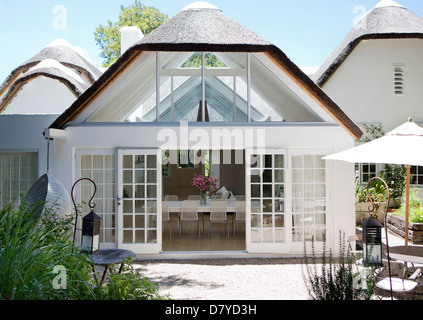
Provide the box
[362,214,383,266]
[81,210,102,254]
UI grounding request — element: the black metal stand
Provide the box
[367,177,393,300]
[71,178,97,253]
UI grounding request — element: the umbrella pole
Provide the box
[405,164,410,246]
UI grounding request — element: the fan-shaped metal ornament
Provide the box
[23,173,73,220]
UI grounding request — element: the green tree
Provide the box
[181,52,227,68]
[94,1,168,67]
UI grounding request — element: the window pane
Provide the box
[123,230,133,243]
[135,215,145,228]
[147,230,157,243]
[135,230,145,243]
[123,185,133,199]
[123,215,133,228]
[250,54,322,122]
[291,154,326,243]
[0,153,37,205]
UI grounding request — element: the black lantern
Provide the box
[362,214,383,266]
[71,178,101,254]
[81,210,102,254]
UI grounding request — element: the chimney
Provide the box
[120,26,143,55]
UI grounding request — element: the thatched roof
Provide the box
[49,2,362,140]
[0,39,103,113]
[134,2,272,50]
[312,0,423,86]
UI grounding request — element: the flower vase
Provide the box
[200,192,207,205]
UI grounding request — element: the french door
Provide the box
[246,149,329,254]
[246,149,289,253]
[117,149,162,253]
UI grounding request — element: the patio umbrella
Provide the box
[324,118,423,245]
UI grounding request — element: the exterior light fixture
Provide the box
[81,209,102,254]
[361,177,389,267]
[362,214,383,266]
[71,178,102,254]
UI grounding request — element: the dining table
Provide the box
[388,246,423,264]
[166,199,239,213]
[165,199,246,232]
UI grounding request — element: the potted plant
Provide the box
[380,164,407,208]
[192,174,218,204]
[355,179,387,225]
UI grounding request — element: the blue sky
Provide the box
[1,0,423,82]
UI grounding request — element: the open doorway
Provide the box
[161,149,246,251]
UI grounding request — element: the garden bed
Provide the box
[387,213,423,245]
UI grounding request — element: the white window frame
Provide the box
[246,149,290,254]
[75,149,117,250]
[0,151,38,206]
[117,149,162,254]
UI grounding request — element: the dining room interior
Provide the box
[161,149,246,251]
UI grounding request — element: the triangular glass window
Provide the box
[85,51,324,123]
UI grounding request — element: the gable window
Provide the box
[394,64,404,95]
[85,51,324,124]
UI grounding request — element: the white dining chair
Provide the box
[375,261,421,299]
[209,200,229,238]
[162,201,173,239]
[164,195,178,201]
[233,201,245,237]
[180,201,200,239]
[188,195,202,201]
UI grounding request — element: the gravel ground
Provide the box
[131,231,414,301]
[134,257,311,300]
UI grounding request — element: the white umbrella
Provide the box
[324,118,423,245]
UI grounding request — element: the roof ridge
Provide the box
[182,1,221,11]
[374,0,405,9]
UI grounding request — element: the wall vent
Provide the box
[394,65,404,95]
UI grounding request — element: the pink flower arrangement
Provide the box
[192,174,218,194]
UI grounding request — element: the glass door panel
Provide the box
[118,150,161,254]
[246,150,288,253]
[77,151,116,247]
[291,154,326,244]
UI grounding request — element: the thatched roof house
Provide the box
[0,39,103,114]
[312,0,423,86]
[0,1,364,255]
[49,2,362,140]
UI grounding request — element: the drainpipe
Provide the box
[43,128,66,174]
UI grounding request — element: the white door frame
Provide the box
[117,149,162,254]
[245,149,291,253]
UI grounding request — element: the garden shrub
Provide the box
[302,232,376,300]
[0,198,168,300]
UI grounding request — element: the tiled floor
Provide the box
[162,213,246,251]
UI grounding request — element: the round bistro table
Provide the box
[88,249,136,286]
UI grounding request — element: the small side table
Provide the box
[388,246,423,264]
[88,249,136,286]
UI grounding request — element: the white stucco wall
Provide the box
[323,39,423,132]
[0,114,59,177]
[50,123,356,254]
[2,77,77,115]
